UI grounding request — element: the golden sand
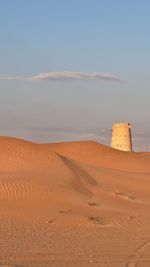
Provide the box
[0,137,150,266]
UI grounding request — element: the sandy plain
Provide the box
[0,137,150,266]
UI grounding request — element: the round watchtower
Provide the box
[111,122,132,152]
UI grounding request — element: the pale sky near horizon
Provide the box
[0,0,150,150]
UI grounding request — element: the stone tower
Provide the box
[111,122,132,152]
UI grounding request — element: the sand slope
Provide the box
[0,137,150,266]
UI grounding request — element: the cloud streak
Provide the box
[0,75,28,81]
[0,71,124,83]
[31,72,123,82]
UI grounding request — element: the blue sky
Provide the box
[0,0,150,150]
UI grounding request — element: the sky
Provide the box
[0,0,150,150]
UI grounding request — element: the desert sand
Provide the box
[0,137,150,266]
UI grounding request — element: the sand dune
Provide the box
[0,137,150,266]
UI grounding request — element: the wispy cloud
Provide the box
[0,75,28,81]
[31,72,124,82]
[0,71,124,82]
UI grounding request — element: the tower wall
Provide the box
[111,123,132,152]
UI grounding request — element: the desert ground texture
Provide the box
[0,137,150,266]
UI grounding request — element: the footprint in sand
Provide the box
[114,191,136,201]
[87,201,99,206]
[59,209,72,214]
[46,219,56,224]
[88,216,115,227]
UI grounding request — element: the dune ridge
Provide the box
[1,136,150,266]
